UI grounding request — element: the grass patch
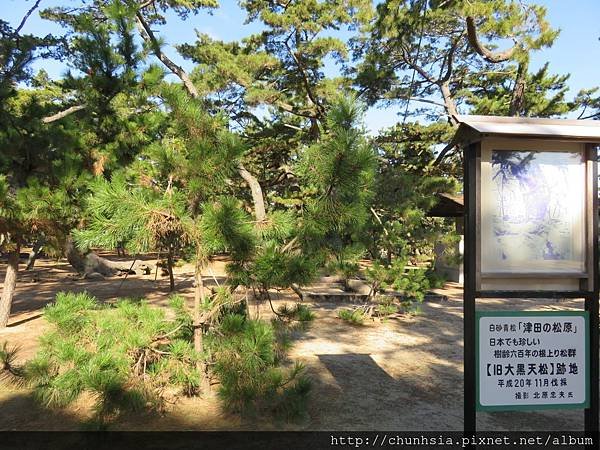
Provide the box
[337,308,366,325]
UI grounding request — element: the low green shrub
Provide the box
[393,267,430,303]
[425,269,446,289]
[276,303,316,323]
[327,259,360,292]
[365,259,430,310]
[207,313,311,420]
[337,308,366,325]
[295,304,316,322]
[0,292,199,428]
[375,296,398,317]
[1,291,312,427]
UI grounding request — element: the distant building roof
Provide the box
[428,193,464,217]
[453,115,600,143]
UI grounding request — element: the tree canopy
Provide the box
[1,0,598,329]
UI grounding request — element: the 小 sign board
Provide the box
[476,311,589,411]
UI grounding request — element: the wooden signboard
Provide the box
[454,115,600,440]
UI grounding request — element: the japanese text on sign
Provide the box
[477,312,588,410]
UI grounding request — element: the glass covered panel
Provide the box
[481,150,585,274]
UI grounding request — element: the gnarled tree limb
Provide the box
[433,141,458,166]
[238,163,266,222]
[135,12,200,99]
[466,16,516,63]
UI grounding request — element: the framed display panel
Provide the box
[478,138,592,292]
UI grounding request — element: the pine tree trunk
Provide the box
[248,291,260,320]
[290,283,304,301]
[238,164,266,222]
[26,238,44,270]
[167,247,175,291]
[440,81,459,123]
[509,59,528,117]
[65,235,150,277]
[65,235,86,272]
[193,262,204,353]
[0,244,20,328]
[194,259,209,391]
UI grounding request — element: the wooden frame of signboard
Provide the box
[462,133,599,438]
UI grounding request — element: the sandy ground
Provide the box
[0,255,593,431]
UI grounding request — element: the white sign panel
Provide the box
[477,311,588,411]
[480,148,586,275]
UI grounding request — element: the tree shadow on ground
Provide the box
[0,390,84,431]
[310,353,464,430]
[1,281,594,432]
[0,388,250,432]
[1,257,229,322]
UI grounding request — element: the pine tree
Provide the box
[296,95,377,288]
[0,10,92,327]
[371,121,459,265]
[354,0,560,164]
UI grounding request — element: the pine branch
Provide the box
[42,105,87,123]
[580,112,600,120]
[439,33,463,83]
[134,11,200,98]
[15,0,42,36]
[238,164,267,223]
[433,141,458,166]
[133,10,268,224]
[283,37,325,119]
[400,44,438,84]
[466,16,517,63]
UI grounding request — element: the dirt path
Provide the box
[0,257,593,430]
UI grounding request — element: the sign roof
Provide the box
[453,115,600,142]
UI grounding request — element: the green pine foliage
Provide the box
[276,303,316,323]
[293,304,316,323]
[199,197,256,261]
[0,341,24,384]
[206,313,311,419]
[365,259,430,310]
[374,296,398,318]
[464,63,578,117]
[7,292,199,428]
[73,176,191,268]
[1,290,312,426]
[394,267,430,305]
[372,122,460,264]
[229,242,317,291]
[5,0,600,428]
[299,96,376,238]
[297,95,376,283]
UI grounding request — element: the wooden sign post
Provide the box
[454,116,600,438]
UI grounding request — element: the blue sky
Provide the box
[4,0,600,133]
